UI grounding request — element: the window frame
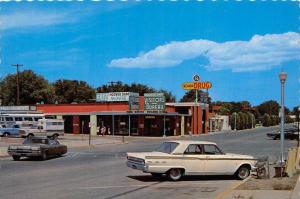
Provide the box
[184,144,204,155]
[203,144,224,155]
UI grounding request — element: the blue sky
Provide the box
[0,2,299,108]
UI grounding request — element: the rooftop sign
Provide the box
[96,92,140,110]
[182,82,212,90]
[0,106,37,112]
[96,92,139,102]
[144,93,165,111]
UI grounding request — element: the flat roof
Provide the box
[44,111,190,117]
[166,102,209,108]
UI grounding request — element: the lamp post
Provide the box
[234,112,237,131]
[297,106,300,148]
[279,71,287,165]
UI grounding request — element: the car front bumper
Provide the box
[127,161,148,172]
[8,150,42,157]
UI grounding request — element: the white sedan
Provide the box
[127,140,257,181]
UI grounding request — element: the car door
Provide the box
[13,125,20,136]
[53,140,63,155]
[182,144,206,174]
[203,144,235,175]
[47,139,57,156]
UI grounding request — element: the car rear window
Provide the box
[155,142,179,154]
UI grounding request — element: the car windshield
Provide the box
[23,138,48,144]
[155,142,179,154]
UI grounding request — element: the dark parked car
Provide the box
[266,128,299,140]
[7,137,67,161]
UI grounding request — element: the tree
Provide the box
[97,82,176,102]
[285,115,294,123]
[291,106,300,116]
[53,80,95,103]
[256,100,280,116]
[217,105,231,115]
[0,70,54,105]
[262,113,271,127]
[230,112,241,130]
[238,112,246,130]
[180,90,211,104]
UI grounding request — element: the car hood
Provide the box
[9,144,46,149]
[127,152,171,159]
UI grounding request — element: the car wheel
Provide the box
[27,133,34,138]
[3,132,9,137]
[12,155,20,161]
[236,166,250,180]
[168,168,183,181]
[41,151,48,161]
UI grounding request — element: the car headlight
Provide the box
[9,146,17,150]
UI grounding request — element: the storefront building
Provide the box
[36,93,209,136]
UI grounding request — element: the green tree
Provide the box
[262,113,271,127]
[97,82,176,102]
[239,112,247,130]
[53,80,95,103]
[217,105,231,115]
[245,112,253,129]
[0,70,54,105]
[270,115,276,126]
[256,100,280,116]
[285,115,294,123]
[230,113,241,130]
[180,90,211,104]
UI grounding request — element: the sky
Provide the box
[0,2,299,108]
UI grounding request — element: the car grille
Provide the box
[127,156,145,164]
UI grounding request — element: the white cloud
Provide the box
[0,3,139,31]
[0,11,76,30]
[108,32,300,72]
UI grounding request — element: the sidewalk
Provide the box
[216,174,300,199]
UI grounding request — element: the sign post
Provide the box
[193,74,200,104]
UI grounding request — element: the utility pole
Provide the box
[12,64,23,105]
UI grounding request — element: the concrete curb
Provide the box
[214,177,250,199]
[0,147,8,158]
[291,175,300,199]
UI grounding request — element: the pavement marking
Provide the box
[213,179,248,199]
[80,184,149,189]
[79,181,223,190]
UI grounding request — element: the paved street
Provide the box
[0,125,298,199]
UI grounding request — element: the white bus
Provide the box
[0,113,45,127]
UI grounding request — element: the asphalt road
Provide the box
[0,125,298,199]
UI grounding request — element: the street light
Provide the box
[279,71,287,165]
[233,112,237,131]
[297,106,300,148]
